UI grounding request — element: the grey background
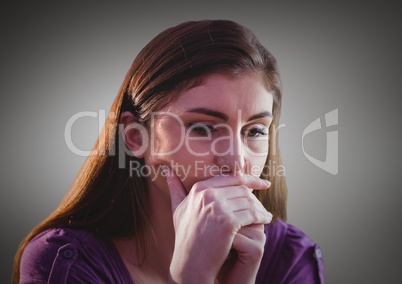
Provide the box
[1,1,401,283]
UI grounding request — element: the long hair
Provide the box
[13,19,287,282]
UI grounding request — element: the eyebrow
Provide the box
[186,108,229,121]
[185,108,272,121]
[247,111,272,121]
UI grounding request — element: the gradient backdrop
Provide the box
[2,1,401,283]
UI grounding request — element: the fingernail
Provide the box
[263,179,271,187]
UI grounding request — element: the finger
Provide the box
[223,196,253,212]
[237,225,265,240]
[248,193,272,213]
[233,208,273,227]
[194,174,270,192]
[162,165,187,212]
[202,185,251,203]
[232,227,266,265]
[224,193,262,212]
[226,193,273,224]
[200,182,271,209]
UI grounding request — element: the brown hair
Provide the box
[12,19,287,282]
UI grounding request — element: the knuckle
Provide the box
[191,182,203,192]
[215,199,228,213]
[202,188,215,203]
[243,173,254,181]
[218,213,239,233]
[247,194,255,205]
[233,175,244,185]
[249,236,266,259]
[253,243,265,259]
[255,228,267,243]
[249,209,258,221]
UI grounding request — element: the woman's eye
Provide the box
[188,123,217,135]
[244,126,268,139]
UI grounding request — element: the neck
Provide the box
[113,179,175,283]
[147,183,176,272]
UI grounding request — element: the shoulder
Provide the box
[20,227,131,283]
[256,219,325,284]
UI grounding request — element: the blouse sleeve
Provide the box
[20,230,77,283]
[19,228,128,284]
[256,220,325,284]
[278,224,325,283]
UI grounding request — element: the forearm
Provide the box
[169,253,219,284]
[220,261,261,284]
[169,265,217,284]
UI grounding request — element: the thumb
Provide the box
[161,165,187,212]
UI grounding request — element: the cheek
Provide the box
[244,139,269,156]
[245,154,268,177]
[144,127,209,180]
[149,123,183,156]
[243,141,269,177]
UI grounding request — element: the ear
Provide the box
[120,111,147,158]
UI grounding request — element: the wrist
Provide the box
[221,262,260,284]
[169,258,217,284]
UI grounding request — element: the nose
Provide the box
[213,134,246,175]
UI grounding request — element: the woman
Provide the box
[13,20,324,283]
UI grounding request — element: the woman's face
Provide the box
[138,72,274,195]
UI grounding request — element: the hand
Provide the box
[163,166,272,284]
[218,224,267,283]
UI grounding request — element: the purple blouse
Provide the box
[20,219,324,283]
